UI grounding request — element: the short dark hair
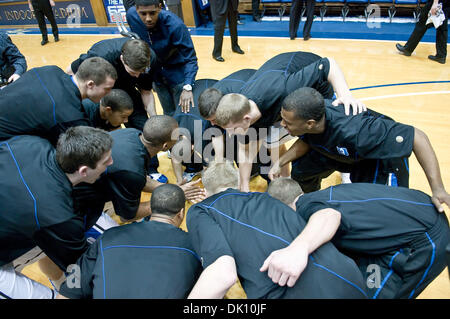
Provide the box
[142,115,178,147]
[100,89,134,112]
[282,87,325,121]
[135,0,161,7]
[121,39,150,72]
[76,57,118,85]
[56,126,113,174]
[151,184,185,216]
[198,88,223,119]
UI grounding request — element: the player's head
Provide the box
[202,160,239,196]
[151,184,186,226]
[120,39,151,77]
[214,93,252,134]
[281,87,325,136]
[135,0,162,30]
[142,115,179,151]
[76,57,118,103]
[198,87,223,125]
[99,89,134,128]
[56,126,113,184]
[267,177,304,210]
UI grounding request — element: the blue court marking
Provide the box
[350,81,450,91]
[32,69,57,126]
[372,250,401,299]
[5,142,40,230]
[102,244,201,261]
[408,232,436,299]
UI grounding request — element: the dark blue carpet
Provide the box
[1,13,445,42]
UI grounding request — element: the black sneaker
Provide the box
[41,38,49,46]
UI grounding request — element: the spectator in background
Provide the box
[0,32,27,85]
[290,0,315,41]
[126,0,198,115]
[396,0,449,64]
[209,0,245,62]
[166,0,184,21]
[252,0,262,22]
[28,0,59,45]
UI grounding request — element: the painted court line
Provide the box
[359,91,450,101]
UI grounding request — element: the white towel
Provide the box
[426,3,446,29]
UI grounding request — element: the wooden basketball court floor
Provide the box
[7,33,450,299]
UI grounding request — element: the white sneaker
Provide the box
[340,172,352,184]
[149,173,168,183]
[183,171,200,183]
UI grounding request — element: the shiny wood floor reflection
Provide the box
[9,33,449,299]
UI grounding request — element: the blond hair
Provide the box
[202,160,239,195]
[267,177,303,207]
[215,93,251,127]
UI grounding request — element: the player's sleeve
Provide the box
[186,205,234,269]
[170,23,198,86]
[295,198,350,233]
[33,215,89,271]
[284,58,331,94]
[70,52,96,75]
[107,170,146,220]
[2,34,27,76]
[59,239,100,299]
[355,115,415,159]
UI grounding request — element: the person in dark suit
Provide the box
[209,0,245,62]
[27,0,59,45]
[395,0,449,64]
[289,0,315,41]
[252,0,262,21]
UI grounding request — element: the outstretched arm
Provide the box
[238,139,261,192]
[141,89,157,116]
[326,57,366,115]
[260,208,341,287]
[413,127,450,212]
[269,139,310,180]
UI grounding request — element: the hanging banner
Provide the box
[102,0,126,23]
[0,0,96,25]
